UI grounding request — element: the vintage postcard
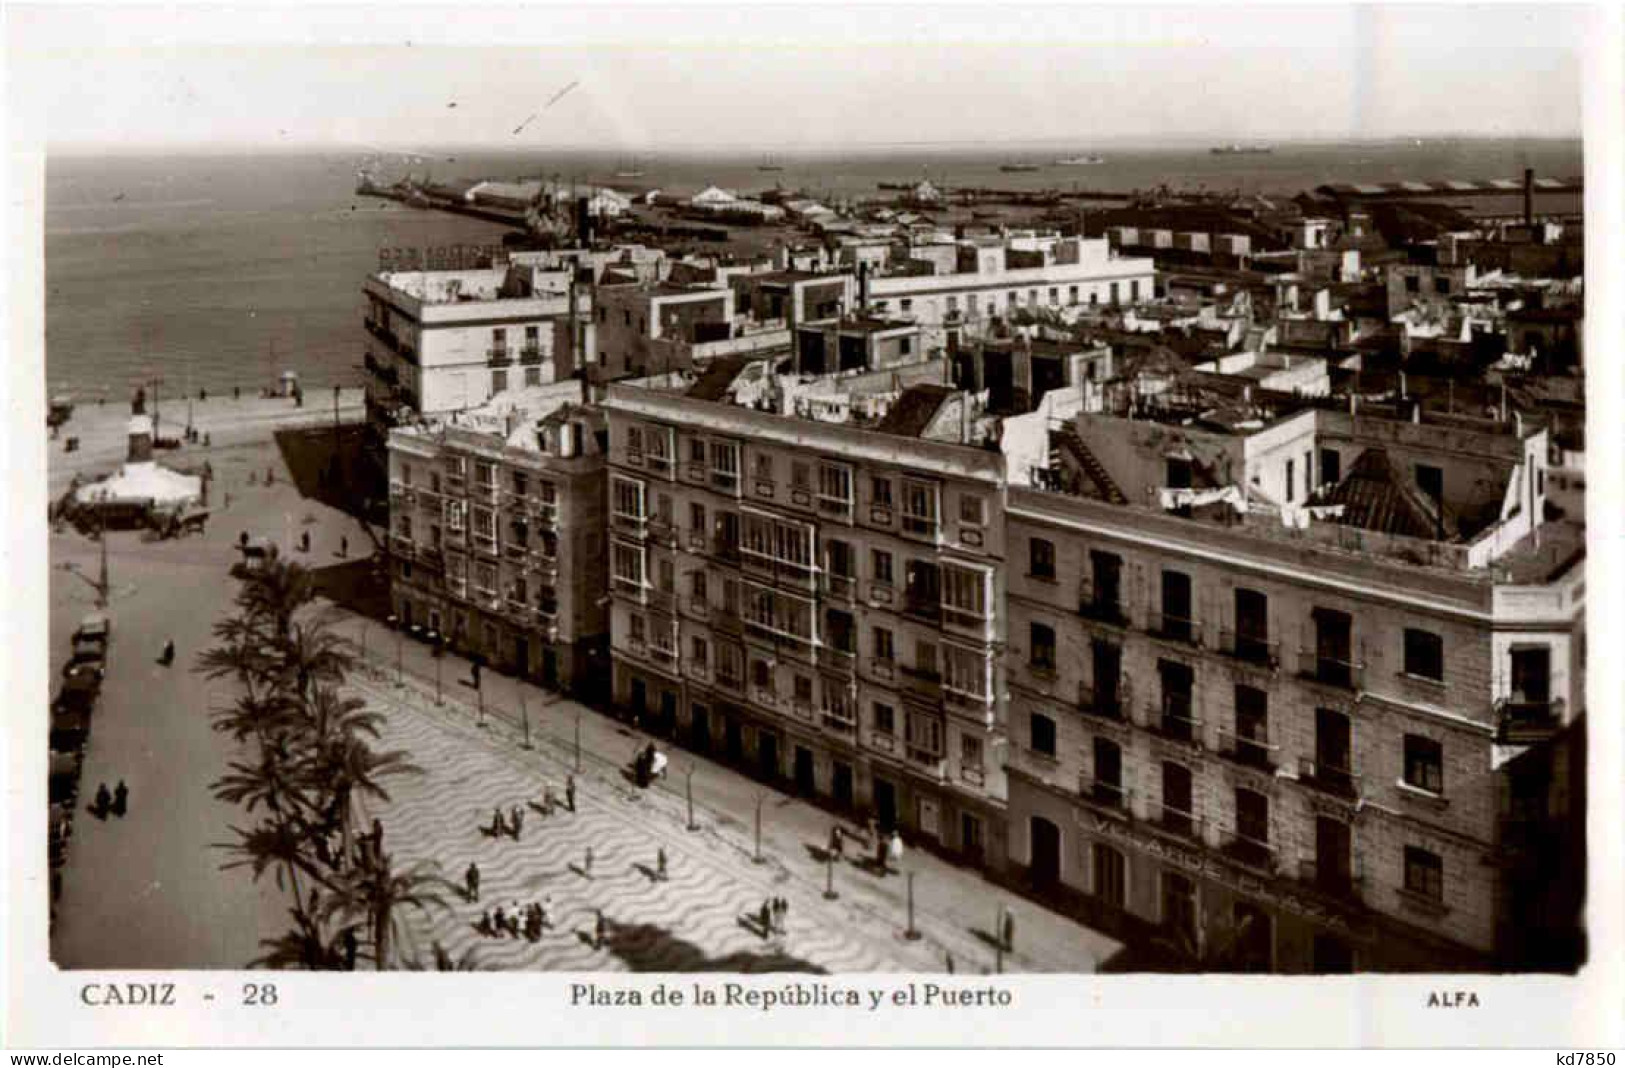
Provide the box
[3,0,1619,1050]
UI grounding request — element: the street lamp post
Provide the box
[753,793,764,864]
[386,614,402,688]
[432,633,443,705]
[824,850,838,901]
[904,870,920,940]
[573,711,582,772]
[685,764,696,832]
[520,685,532,749]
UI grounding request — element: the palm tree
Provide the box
[304,688,421,869]
[321,844,454,970]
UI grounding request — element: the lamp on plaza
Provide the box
[519,684,532,750]
[385,614,402,688]
[753,791,765,865]
[824,849,838,901]
[684,763,697,832]
[472,656,485,727]
[903,869,921,941]
[430,630,443,705]
[574,710,582,772]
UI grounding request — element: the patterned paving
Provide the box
[350,672,938,973]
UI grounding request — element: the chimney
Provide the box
[1523,168,1534,228]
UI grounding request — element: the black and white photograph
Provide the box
[4,0,1617,1050]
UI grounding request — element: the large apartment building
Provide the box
[602,358,1013,865]
[385,382,610,696]
[363,260,573,435]
[1001,377,1585,971]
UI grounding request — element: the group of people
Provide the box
[479,899,550,943]
[631,743,666,788]
[755,896,791,939]
[90,780,128,820]
[488,805,526,841]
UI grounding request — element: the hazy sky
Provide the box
[8,4,1586,151]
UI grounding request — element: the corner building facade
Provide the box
[602,383,1011,868]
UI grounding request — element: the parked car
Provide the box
[48,709,89,755]
[73,611,111,647]
[53,670,100,716]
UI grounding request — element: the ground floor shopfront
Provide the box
[614,657,1008,872]
[1005,770,1488,973]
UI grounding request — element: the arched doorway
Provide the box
[1029,815,1061,886]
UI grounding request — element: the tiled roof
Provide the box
[875,384,953,438]
[1319,447,1459,540]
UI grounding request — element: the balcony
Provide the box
[1296,648,1364,692]
[900,664,942,701]
[821,713,856,736]
[816,495,854,521]
[1076,578,1129,628]
[390,534,415,557]
[505,542,528,562]
[1144,699,1202,747]
[1297,757,1361,800]
[532,502,558,529]
[1077,680,1127,722]
[647,517,678,546]
[1147,611,1202,648]
[868,657,896,682]
[611,511,648,538]
[902,594,941,625]
[712,608,743,637]
[710,469,741,495]
[487,347,514,368]
[1218,628,1280,670]
[869,731,897,755]
[906,747,947,780]
[505,595,531,619]
[715,669,743,693]
[1216,728,1279,772]
[1219,828,1277,873]
[1149,804,1204,842]
[612,575,648,604]
[646,588,676,615]
[1080,777,1134,818]
[519,344,544,365]
[824,646,858,674]
[471,533,499,559]
[1496,697,1565,745]
[1297,856,1364,903]
[821,572,857,602]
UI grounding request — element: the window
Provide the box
[491,369,508,394]
[689,502,707,533]
[1403,846,1443,901]
[873,626,895,663]
[754,453,774,481]
[1161,872,1197,946]
[612,476,646,520]
[871,476,894,508]
[1320,448,1341,486]
[901,479,938,536]
[1403,735,1444,794]
[1093,737,1123,796]
[611,542,645,588]
[914,639,938,677]
[1404,629,1445,682]
[791,461,811,491]
[1161,761,1193,831]
[625,426,643,458]
[751,658,773,693]
[1510,646,1552,704]
[958,494,985,526]
[1405,274,1421,294]
[873,702,896,734]
[826,539,854,578]
[1415,463,1444,506]
[961,734,983,771]
[825,609,856,654]
[794,675,813,705]
[1285,459,1295,503]
[906,711,944,757]
[1235,788,1269,847]
[690,570,708,601]
[1029,713,1057,757]
[1094,843,1126,907]
[943,644,986,698]
[474,562,497,597]
[510,470,528,497]
[1029,537,1055,580]
[818,462,853,513]
[690,636,709,668]
[941,564,988,625]
[396,513,413,538]
[689,438,707,464]
[628,614,645,645]
[1166,456,1192,490]
[1068,285,1079,305]
[1234,685,1270,766]
[871,548,894,585]
[657,558,674,593]
[401,462,414,487]
[1030,622,1056,672]
[710,442,740,490]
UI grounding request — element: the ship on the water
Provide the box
[1211,144,1274,155]
[1055,155,1106,166]
[757,154,784,172]
[999,162,1042,173]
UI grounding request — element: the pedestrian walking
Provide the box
[1002,907,1015,953]
[478,910,492,936]
[510,805,524,841]
[299,530,311,553]
[492,906,507,938]
[465,861,480,902]
[583,846,593,877]
[946,951,955,974]
[490,807,505,837]
[340,535,348,557]
[541,784,556,815]
[656,847,668,881]
[112,780,128,818]
[875,835,888,874]
[265,466,275,485]
[159,639,175,667]
[889,829,904,869]
[565,775,576,813]
[829,825,844,860]
[343,927,358,970]
[92,783,112,820]
[778,897,790,932]
[758,899,773,938]
[507,902,521,938]
[233,386,240,401]
[240,530,249,548]
[594,910,607,950]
